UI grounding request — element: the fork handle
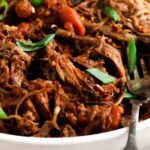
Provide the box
[124,101,141,150]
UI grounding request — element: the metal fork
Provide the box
[124,56,150,150]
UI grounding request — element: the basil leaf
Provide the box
[0,0,9,21]
[127,38,137,74]
[86,68,115,84]
[0,107,8,119]
[16,34,55,52]
[102,6,118,22]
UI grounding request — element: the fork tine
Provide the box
[136,53,143,78]
[133,66,140,80]
[135,51,150,79]
[125,67,130,81]
[123,47,150,150]
[131,53,141,80]
[143,57,150,76]
[125,45,150,97]
[140,59,149,77]
[139,45,150,76]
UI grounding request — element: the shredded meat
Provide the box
[0,0,149,137]
[102,0,150,42]
[0,41,31,86]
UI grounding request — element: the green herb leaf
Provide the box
[30,0,43,6]
[16,34,55,52]
[0,0,9,21]
[127,38,137,74]
[102,6,118,22]
[86,68,115,84]
[124,91,136,99]
[0,107,8,119]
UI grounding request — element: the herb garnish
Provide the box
[127,38,137,74]
[0,0,8,21]
[123,88,136,99]
[16,34,55,52]
[86,68,115,84]
[30,0,43,6]
[0,107,8,119]
[101,6,118,22]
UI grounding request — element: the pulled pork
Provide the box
[0,0,149,137]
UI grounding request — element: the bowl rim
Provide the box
[0,119,150,145]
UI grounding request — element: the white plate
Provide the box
[0,119,150,150]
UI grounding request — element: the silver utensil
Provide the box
[124,57,150,150]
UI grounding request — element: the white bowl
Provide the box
[0,119,150,150]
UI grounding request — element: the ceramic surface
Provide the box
[0,119,150,150]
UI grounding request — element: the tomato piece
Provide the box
[111,104,124,129]
[15,0,33,18]
[57,6,85,36]
[64,22,75,33]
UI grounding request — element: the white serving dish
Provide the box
[0,119,150,150]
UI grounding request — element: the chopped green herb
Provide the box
[127,38,137,74]
[101,6,118,22]
[0,0,9,21]
[30,0,43,6]
[124,91,136,99]
[86,68,115,84]
[0,107,8,119]
[123,88,136,99]
[16,34,55,52]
